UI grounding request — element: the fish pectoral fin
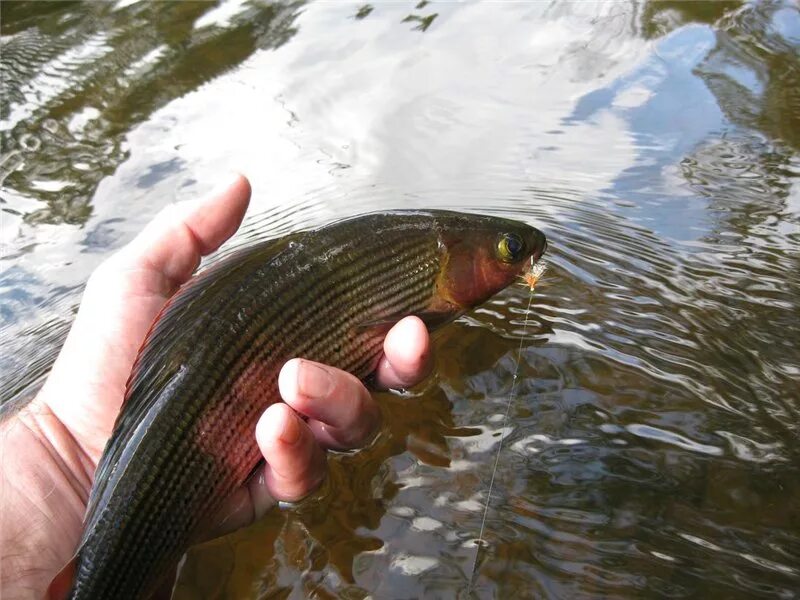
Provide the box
[47,556,77,600]
[357,309,459,335]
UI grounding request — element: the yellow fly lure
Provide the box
[521,258,548,291]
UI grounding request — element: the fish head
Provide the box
[432,212,547,311]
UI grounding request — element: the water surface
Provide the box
[1,1,799,598]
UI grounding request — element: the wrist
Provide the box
[0,398,92,597]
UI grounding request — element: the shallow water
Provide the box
[1,1,799,598]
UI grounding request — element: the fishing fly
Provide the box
[468,257,547,591]
[522,259,548,291]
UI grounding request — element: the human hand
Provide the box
[0,174,432,598]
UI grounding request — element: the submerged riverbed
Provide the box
[2,1,799,598]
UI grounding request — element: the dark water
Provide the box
[2,1,799,598]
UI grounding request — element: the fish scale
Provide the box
[197,235,433,415]
[59,210,546,599]
[246,238,437,378]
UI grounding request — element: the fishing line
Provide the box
[467,269,537,593]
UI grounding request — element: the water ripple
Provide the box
[2,1,799,598]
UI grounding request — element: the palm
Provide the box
[41,264,176,465]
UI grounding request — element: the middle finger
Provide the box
[278,358,380,450]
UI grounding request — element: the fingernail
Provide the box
[298,360,333,399]
[279,411,301,445]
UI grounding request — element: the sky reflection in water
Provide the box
[1,1,799,598]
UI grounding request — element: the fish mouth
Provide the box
[530,235,548,264]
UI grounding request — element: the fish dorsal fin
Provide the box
[82,234,304,545]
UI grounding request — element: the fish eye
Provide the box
[496,232,525,263]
